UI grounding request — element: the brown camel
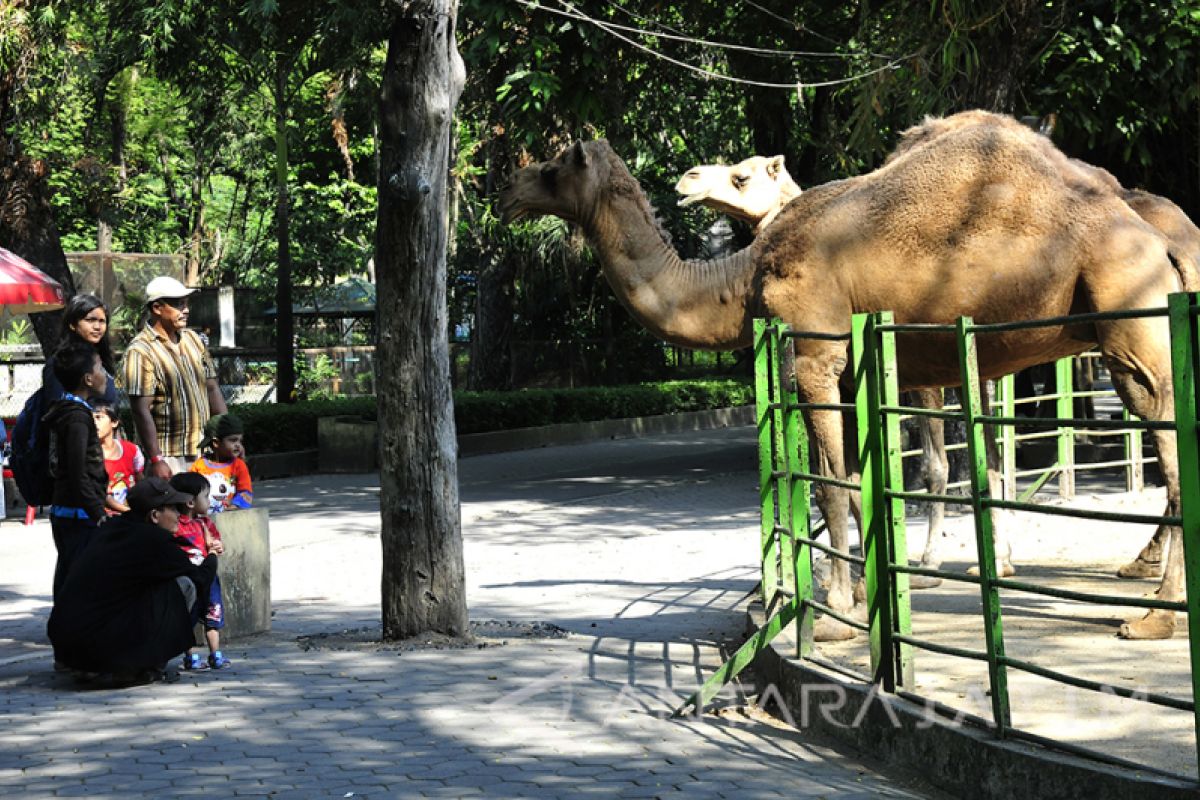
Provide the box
[678,120,1200,588]
[498,113,1188,642]
[676,155,952,587]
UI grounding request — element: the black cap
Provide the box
[127,476,192,513]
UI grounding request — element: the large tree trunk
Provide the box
[0,138,76,355]
[376,0,468,639]
[273,55,297,403]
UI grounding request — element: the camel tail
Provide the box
[1168,247,1200,293]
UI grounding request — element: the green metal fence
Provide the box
[677,293,1200,780]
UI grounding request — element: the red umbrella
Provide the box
[0,246,67,314]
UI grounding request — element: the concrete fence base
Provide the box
[206,507,272,642]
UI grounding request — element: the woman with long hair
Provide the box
[43,294,118,406]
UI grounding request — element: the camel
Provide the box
[498,111,1189,642]
[676,155,953,587]
[677,124,1200,588]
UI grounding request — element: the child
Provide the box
[43,341,110,602]
[169,472,232,670]
[190,413,252,513]
[93,404,144,514]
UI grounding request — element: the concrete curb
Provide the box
[746,601,1197,799]
[456,405,755,457]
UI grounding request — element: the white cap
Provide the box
[145,276,196,303]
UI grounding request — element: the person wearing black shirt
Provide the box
[48,477,217,684]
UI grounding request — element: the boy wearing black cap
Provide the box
[47,477,216,684]
[190,413,252,512]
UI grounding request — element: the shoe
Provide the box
[207,651,232,670]
[182,653,207,671]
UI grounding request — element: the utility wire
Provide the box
[517,0,912,89]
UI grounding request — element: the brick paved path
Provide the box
[0,429,945,798]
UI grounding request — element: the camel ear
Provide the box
[767,155,786,179]
[571,141,588,167]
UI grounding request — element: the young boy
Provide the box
[169,472,232,670]
[190,413,252,512]
[43,341,110,602]
[93,404,144,514]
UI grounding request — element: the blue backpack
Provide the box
[10,387,53,507]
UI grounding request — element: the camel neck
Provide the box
[585,194,758,350]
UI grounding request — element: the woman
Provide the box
[43,294,118,406]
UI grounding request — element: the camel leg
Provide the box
[795,344,859,642]
[1118,527,1167,579]
[1096,313,1180,639]
[910,389,947,589]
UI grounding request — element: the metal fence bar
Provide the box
[753,319,778,605]
[957,316,1012,734]
[991,578,1187,612]
[966,306,1170,333]
[853,314,890,685]
[1126,406,1145,492]
[877,312,914,687]
[771,326,798,604]
[1000,656,1193,713]
[981,498,1177,527]
[1056,357,1075,499]
[782,334,814,658]
[999,374,1016,499]
[1167,292,1200,778]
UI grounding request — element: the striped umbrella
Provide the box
[0,246,67,314]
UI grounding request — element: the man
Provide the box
[122,276,227,479]
[47,477,217,684]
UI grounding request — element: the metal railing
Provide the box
[678,294,1200,782]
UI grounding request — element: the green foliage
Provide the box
[295,354,341,400]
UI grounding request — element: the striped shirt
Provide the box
[120,325,217,458]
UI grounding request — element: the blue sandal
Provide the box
[208,651,232,670]
[182,653,207,671]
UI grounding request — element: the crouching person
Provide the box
[47,477,217,685]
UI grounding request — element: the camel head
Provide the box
[498,140,617,226]
[674,155,801,231]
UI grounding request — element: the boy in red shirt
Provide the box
[190,413,252,512]
[93,404,144,514]
[169,472,231,670]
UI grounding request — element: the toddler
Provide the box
[93,404,144,514]
[170,472,232,670]
[191,413,252,512]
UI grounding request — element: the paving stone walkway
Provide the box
[0,428,947,798]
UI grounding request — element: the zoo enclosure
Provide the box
[679,294,1200,781]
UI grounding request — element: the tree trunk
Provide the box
[273,54,297,403]
[375,0,468,639]
[0,138,76,355]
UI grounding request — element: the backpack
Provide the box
[10,387,53,507]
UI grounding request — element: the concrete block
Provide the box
[212,507,271,641]
[317,416,379,473]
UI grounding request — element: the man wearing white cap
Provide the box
[121,276,228,479]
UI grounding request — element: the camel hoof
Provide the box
[1117,558,1162,579]
[1118,611,1175,640]
[852,581,867,605]
[909,574,943,590]
[814,615,857,642]
[966,563,1016,578]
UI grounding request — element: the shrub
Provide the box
[234,379,752,454]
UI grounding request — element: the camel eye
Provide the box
[732,174,750,189]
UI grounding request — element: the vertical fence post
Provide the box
[853,314,892,687]
[1167,292,1200,778]
[876,312,913,688]
[1124,407,1144,493]
[771,327,798,597]
[1056,356,1075,499]
[782,339,814,658]
[754,319,779,605]
[957,316,1012,735]
[999,374,1016,499]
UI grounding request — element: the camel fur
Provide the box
[499,110,1189,642]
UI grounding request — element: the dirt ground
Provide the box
[804,477,1198,780]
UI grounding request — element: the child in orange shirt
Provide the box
[170,471,231,670]
[190,413,252,512]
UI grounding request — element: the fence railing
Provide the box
[678,293,1200,781]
